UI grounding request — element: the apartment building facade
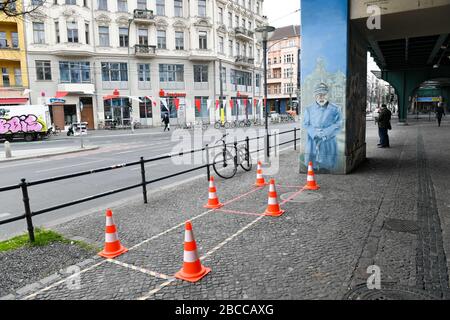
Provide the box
[267,25,300,114]
[0,1,29,106]
[24,0,266,130]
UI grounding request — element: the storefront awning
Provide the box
[0,98,29,105]
[55,91,69,98]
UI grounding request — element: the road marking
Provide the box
[35,159,107,173]
[138,279,177,300]
[0,213,11,219]
[106,259,173,280]
[130,163,160,171]
[116,146,170,155]
[214,208,265,217]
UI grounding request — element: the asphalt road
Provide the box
[0,122,299,240]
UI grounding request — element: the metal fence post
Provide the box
[234,139,238,168]
[140,157,148,204]
[245,136,250,167]
[266,131,270,158]
[20,178,35,243]
[205,144,211,181]
[294,127,297,150]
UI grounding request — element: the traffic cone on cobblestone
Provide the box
[204,176,224,209]
[175,221,211,283]
[254,161,267,187]
[304,161,320,191]
[98,209,128,259]
[264,179,285,217]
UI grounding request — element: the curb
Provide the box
[0,146,100,163]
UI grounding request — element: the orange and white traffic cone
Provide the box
[175,221,211,283]
[204,176,224,209]
[264,179,285,217]
[255,161,267,187]
[98,209,128,259]
[304,161,320,190]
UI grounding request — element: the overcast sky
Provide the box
[263,0,301,28]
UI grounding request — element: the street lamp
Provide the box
[255,25,275,162]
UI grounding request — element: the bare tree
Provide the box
[1,0,46,17]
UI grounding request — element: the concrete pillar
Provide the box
[300,0,367,174]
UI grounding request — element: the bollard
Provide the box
[4,141,12,158]
[234,139,238,169]
[205,144,210,182]
[294,128,297,151]
[245,136,250,167]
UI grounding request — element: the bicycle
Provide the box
[212,133,252,179]
[214,120,231,129]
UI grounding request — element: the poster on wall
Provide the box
[300,0,348,174]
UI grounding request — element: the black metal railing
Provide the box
[135,44,157,55]
[133,9,155,20]
[0,128,301,242]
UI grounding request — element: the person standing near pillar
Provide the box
[377,104,392,148]
[435,102,445,127]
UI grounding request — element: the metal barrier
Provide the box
[0,128,301,242]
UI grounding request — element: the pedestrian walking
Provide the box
[163,113,170,132]
[436,102,445,127]
[377,104,392,148]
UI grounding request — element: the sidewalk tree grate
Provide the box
[383,219,420,234]
[280,191,323,203]
[344,283,442,300]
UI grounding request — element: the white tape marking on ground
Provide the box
[137,279,177,300]
[199,215,265,262]
[130,162,160,171]
[0,213,11,219]
[106,259,173,280]
[22,260,107,300]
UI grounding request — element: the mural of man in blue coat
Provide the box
[303,83,343,172]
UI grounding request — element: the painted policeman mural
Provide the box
[303,83,343,171]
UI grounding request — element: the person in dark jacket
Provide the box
[436,102,445,127]
[377,104,392,148]
[163,113,170,131]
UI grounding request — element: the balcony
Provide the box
[235,56,255,67]
[57,82,95,94]
[135,44,156,57]
[189,49,215,61]
[133,9,155,24]
[234,27,254,41]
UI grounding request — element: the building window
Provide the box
[174,0,182,17]
[119,27,128,47]
[2,68,10,87]
[236,42,240,56]
[159,64,184,82]
[137,0,146,10]
[83,0,88,7]
[256,1,260,15]
[138,63,150,82]
[218,7,223,24]
[157,30,166,49]
[98,0,107,10]
[101,62,128,81]
[59,61,90,83]
[242,18,246,28]
[283,67,293,79]
[14,68,22,86]
[10,32,18,48]
[67,21,79,43]
[248,21,252,31]
[85,23,89,44]
[54,22,60,43]
[156,0,165,15]
[199,31,207,49]
[65,0,76,4]
[228,40,233,56]
[175,31,184,50]
[218,36,224,54]
[255,73,260,87]
[235,15,239,28]
[99,26,110,46]
[117,0,127,12]
[33,22,45,44]
[284,83,294,94]
[139,97,153,119]
[31,0,44,5]
[194,65,208,83]
[221,67,226,85]
[284,54,294,63]
[194,96,209,118]
[138,28,148,45]
[228,12,232,28]
[36,60,52,80]
[198,0,206,17]
[0,32,6,48]
[249,45,253,58]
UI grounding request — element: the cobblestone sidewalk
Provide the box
[2,120,450,300]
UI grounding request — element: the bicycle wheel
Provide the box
[238,147,252,171]
[213,151,237,179]
[214,122,221,129]
[224,122,231,129]
[230,121,236,128]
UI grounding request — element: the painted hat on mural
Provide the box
[314,83,329,95]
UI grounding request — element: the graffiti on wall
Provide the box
[0,115,44,134]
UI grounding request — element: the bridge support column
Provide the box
[300,0,367,174]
